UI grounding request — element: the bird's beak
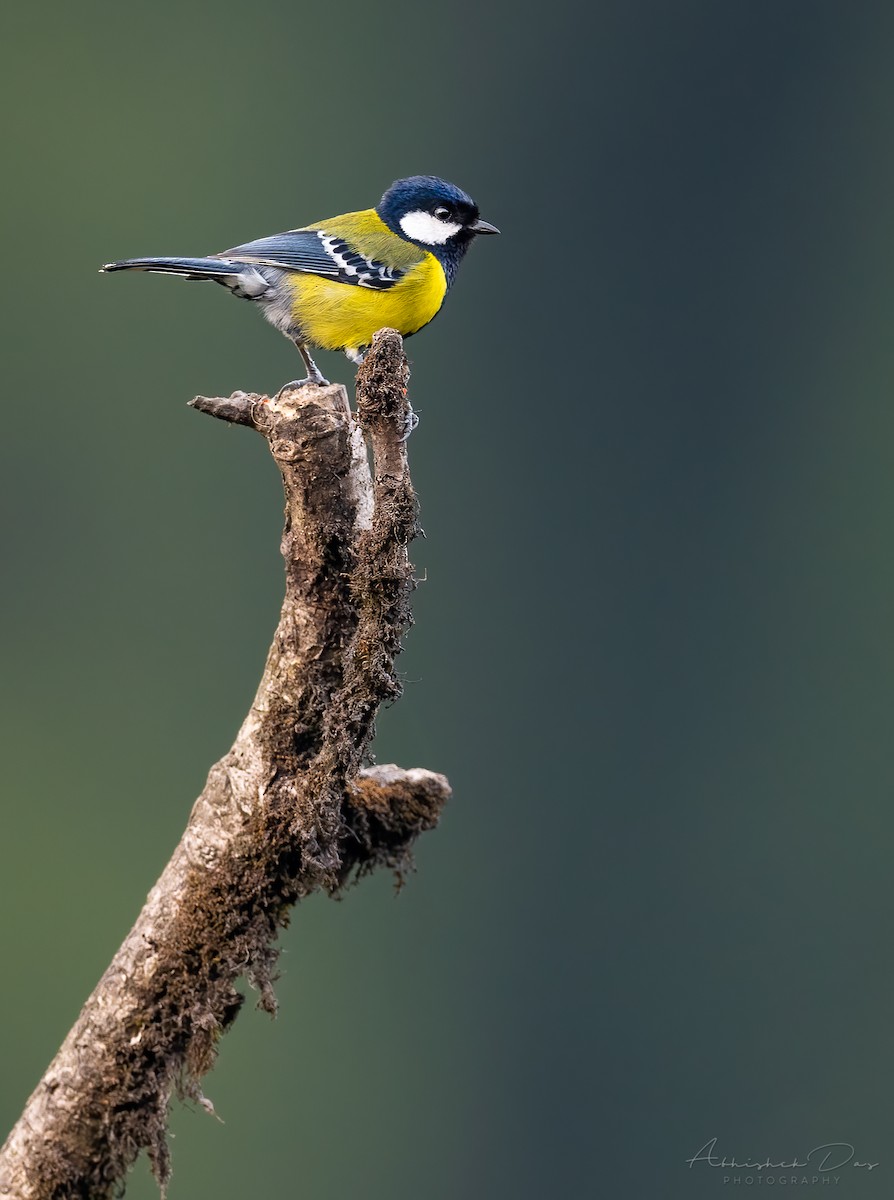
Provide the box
[470,218,500,235]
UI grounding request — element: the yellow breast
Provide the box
[285,209,447,352]
[289,257,446,352]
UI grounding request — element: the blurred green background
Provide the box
[2,1,894,1195]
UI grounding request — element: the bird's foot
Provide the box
[400,402,419,441]
[274,374,330,401]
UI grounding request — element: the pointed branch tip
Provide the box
[190,392,259,427]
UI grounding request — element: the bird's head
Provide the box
[377,176,499,279]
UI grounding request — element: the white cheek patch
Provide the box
[399,210,463,245]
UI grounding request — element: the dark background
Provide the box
[1,1,893,1195]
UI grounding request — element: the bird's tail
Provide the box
[100,256,242,280]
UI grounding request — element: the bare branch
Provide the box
[187,390,260,426]
[0,329,449,1200]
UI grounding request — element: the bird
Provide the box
[101,175,499,390]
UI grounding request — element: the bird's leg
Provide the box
[295,341,328,384]
[275,340,330,397]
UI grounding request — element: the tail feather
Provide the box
[100,256,241,279]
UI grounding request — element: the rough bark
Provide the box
[0,329,449,1199]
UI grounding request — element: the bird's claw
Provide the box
[400,403,419,441]
[274,375,330,402]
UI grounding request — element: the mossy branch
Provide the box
[0,329,449,1200]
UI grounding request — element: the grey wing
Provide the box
[222,230,403,290]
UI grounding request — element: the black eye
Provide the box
[433,206,451,220]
